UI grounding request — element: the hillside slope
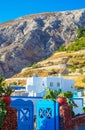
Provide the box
[11,49,85,88]
[0,9,85,77]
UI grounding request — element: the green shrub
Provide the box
[58,28,85,52]
[58,45,66,52]
[69,65,76,72]
[66,37,85,52]
[48,69,57,75]
[82,77,85,83]
[77,28,85,38]
[78,69,83,74]
[43,87,62,100]
[68,55,73,59]
[82,106,85,114]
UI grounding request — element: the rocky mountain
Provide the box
[0,9,85,78]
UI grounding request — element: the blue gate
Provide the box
[10,99,34,130]
[36,100,59,130]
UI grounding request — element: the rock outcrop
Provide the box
[0,9,85,77]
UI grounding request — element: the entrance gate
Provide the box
[36,100,59,130]
[10,99,59,130]
[10,99,34,130]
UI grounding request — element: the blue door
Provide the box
[36,100,59,130]
[10,99,34,130]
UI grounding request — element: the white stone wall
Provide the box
[62,79,74,92]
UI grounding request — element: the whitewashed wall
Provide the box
[26,76,75,96]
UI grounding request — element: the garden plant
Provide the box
[0,74,14,129]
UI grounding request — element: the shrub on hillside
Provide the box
[82,77,85,83]
[78,69,84,74]
[58,45,66,52]
[48,69,57,75]
[77,28,85,38]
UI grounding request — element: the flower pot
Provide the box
[0,96,11,105]
[57,97,67,106]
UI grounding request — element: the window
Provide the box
[42,82,44,86]
[57,82,60,87]
[71,85,74,88]
[50,82,53,87]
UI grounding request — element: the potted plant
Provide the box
[57,92,67,106]
[43,87,77,117]
[57,91,77,106]
[57,91,74,105]
[0,75,14,105]
[1,86,14,105]
[57,91,77,117]
[0,75,15,129]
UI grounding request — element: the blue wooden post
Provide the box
[36,100,59,130]
[10,99,34,130]
[55,102,60,130]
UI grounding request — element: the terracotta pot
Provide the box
[57,97,67,106]
[0,95,11,105]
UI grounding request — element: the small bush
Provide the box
[58,45,66,52]
[77,28,85,38]
[48,69,57,75]
[78,69,83,74]
[82,77,85,83]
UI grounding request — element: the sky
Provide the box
[0,0,85,23]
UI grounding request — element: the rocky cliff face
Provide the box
[0,9,85,77]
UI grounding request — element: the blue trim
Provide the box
[11,96,43,99]
[12,86,26,90]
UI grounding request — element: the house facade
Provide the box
[26,74,75,97]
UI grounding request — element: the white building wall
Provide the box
[62,79,74,92]
[26,76,47,95]
[33,77,47,93]
[47,77,62,91]
[26,77,33,85]
[26,77,33,91]
[26,75,75,97]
